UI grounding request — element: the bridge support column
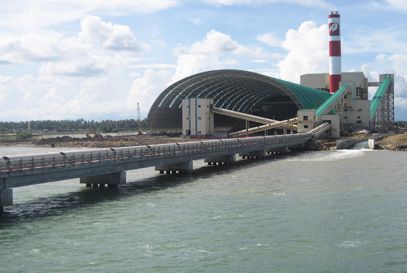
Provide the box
[267,146,289,155]
[240,150,267,160]
[80,171,126,188]
[156,161,193,174]
[0,188,13,213]
[205,154,236,165]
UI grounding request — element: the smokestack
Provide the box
[328,11,341,94]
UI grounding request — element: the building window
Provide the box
[357,116,361,119]
[186,117,189,120]
[303,115,308,121]
[358,108,362,112]
[198,117,202,120]
[198,131,202,134]
[198,105,201,108]
[344,116,348,119]
[304,125,309,129]
[357,120,362,124]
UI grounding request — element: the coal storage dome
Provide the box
[147,69,330,131]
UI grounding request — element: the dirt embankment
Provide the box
[31,135,197,148]
[377,134,407,151]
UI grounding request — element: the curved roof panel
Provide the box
[147,69,330,129]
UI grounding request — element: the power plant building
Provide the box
[147,11,395,137]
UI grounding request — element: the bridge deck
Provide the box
[0,123,330,209]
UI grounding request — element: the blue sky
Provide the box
[0,0,406,121]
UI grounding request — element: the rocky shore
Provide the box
[305,139,337,151]
[376,134,407,151]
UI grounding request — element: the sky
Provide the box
[0,0,406,121]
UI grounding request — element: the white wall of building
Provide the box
[342,100,370,128]
[297,109,316,133]
[300,72,368,99]
[319,114,340,138]
[182,98,214,136]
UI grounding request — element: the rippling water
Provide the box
[1,146,406,273]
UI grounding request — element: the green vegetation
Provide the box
[0,131,33,142]
[15,131,33,141]
[0,119,147,133]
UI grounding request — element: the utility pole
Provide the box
[137,102,142,134]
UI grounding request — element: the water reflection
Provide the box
[0,153,289,225]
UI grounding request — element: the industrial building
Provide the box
[147,11,394,138]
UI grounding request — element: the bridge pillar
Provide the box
[156,161,193,174]
[267,145,289,154]
[0,188,13,212]
[205,154,236,165]
[240,150,267,160]
[80,171,126,188]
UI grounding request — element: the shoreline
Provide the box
[0,133,406,152]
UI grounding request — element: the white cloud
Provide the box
[0,16,156,120]
[173,30,244,80]
[0,32,64,64]
[128,69,174,115]
[386,0,407,10]
[277,21,328,82]
[344,30,407,55]
[79,15,146,51]
[362,53,407,110]
[257,33,281,47]
[0,0,180,31]
[40,59,107,77]
[0,72,139,120]
[177,30,241,55]
[0,16,145,69]
[172,29,275,81]
[203,0,334,9]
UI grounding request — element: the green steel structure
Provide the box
[370,77,391,121]
[315,84,349,117]
[147,69,330,129]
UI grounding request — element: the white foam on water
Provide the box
[287,149,367,162]
[256,243,269,247]
[272,192,286,196]
[338,240,362,248]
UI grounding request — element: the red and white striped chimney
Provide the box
[328,11,341,94]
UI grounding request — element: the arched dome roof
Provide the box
[147,69,330,129]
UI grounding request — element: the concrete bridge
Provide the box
[0,123,330,211]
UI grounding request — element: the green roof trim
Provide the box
[274,78,331,109]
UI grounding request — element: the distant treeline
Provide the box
[0,119,147,133]
[395,121,407,127]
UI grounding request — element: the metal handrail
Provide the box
[0,131,321,175]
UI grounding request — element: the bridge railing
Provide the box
[0,133,313,176]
